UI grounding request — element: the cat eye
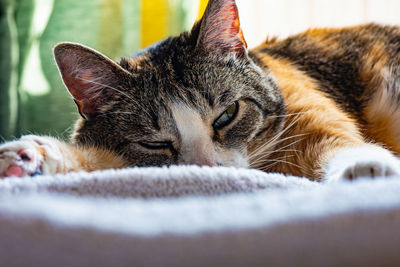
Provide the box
[139,141,172,150]
[213,101,239,130]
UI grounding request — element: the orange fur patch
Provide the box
[249,51,365,179]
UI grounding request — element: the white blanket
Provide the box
[0,166,399,267]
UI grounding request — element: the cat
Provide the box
[1,0,400,182]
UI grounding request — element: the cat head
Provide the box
[54,0,285,168]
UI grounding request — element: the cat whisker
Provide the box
[258,161,279,172]
[248,133,308,161]
[270,111,309,118]
[248,113,304,159]
[247,130,284,159]
[250,154,295,167]
[249,132,306,158]
[257,159,312,178]
[254,148,302,155]
[248,137,307,173]
[257,158,303,171]
[249,145,301,165]
[262,158,310,176]
[252,149,303,162]
[250,137,307,165]
[270,137,307,153]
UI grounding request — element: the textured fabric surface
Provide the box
[0,166,400,266]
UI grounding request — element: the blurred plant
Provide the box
[0,0,203,140]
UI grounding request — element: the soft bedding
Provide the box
[0,166,399,267]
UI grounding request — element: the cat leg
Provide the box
[323,144,400,182]
[0,135,130,179]
[0,135,72,178]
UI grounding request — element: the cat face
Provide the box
[54,0,285,168]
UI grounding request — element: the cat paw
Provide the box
[0,135,62,178]
[324,145,400,182]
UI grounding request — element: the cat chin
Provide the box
[219,150,249,169]
[323,145,400,183]
[223,158,248,169]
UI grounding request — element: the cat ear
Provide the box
[53,42,131,120]
[196,0,247,56]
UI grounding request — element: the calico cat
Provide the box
[1,0,400,182]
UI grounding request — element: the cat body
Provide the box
[250,24,400,179]
[1,0,400,182]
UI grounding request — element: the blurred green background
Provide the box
[0,0,206,141]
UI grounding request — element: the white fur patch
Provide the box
[0,135,63,178]
[171,104,217,166]
[323,145,400,182]
[171,104,247,167]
